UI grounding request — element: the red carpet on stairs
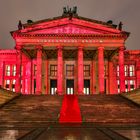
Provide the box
[59,95,82,123]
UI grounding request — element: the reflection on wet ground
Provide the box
[0,95,140,139]
[0,129,29,140]
[0,125,140,140]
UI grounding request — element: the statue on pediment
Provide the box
[62,6,78,17]
[18,20,22,30]
[118,22,123,31]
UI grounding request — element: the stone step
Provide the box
[0,93,140,124]
[78,94,140,123]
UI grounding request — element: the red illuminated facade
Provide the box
[0,10,140,95]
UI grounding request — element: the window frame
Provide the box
[84,65,90,77]
[129,65,135,77]
[50,65,57,77]
[5,65,11,76]
[66,64,74,77]
[12,65,16,76]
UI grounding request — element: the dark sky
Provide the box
[0,0,140,50]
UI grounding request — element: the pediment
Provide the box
[20,17,121,35]
[25,24,108,34]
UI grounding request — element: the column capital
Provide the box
[36,45,42,50]
[78,46,83,50]
[98,46,104,50]
[15,44,22,50]
[119,46,125,51]
[57,45,63,50]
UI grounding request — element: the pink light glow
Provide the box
[21,18,121,34]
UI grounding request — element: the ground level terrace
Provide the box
[0,46,139,95]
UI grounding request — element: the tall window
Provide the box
[21,65,23,76]
[124,65,128,76]
[104,65,107,76]
[117,65,119,77]
[50,65,57,76]
[117,80,120,93]
[5,65,10,76]
[5,80,10,90]
[130,80,135,91]
[129,65,135,76]
[12,65,16,76]
[84,65,90,77]
[66,65,74,76]
[125,80,128,92]
[12,79,16,92]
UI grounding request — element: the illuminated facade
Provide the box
[0,9,140,95]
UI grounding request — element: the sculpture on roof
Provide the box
[62,6,78,17]
[118,22,123,31]
[18,20,23,30]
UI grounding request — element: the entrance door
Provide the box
[84,80,90,95]
[66,80,74,95]
[34,79,36,94]
[104,79,106,94]
[50,79,57,95]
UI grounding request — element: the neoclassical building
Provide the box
[0,8,140,95]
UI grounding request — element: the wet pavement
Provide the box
[0,124,140,140]
[0,95,140,139]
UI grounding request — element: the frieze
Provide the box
[16,38,124,45]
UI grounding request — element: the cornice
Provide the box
[0,50,17,55]
[14,33,128,39]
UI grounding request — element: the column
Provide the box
[36,46,42,94]
[0,61,3,87]
[57,46,63,95]
[108,61,118,94]
[25,61,32,94]
[15,47,22,93]
[46,59,48,94]
[119,46,125,93]
[22,65,25,94]
[78,46,84,94]
[98,46,104,94]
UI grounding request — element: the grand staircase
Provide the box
[0,95,63,127]
[122,88,140,105]
[0,88,20,107]
[78,94,140,123]
[0,91,140,126]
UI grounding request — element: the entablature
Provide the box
[14,34,125,49]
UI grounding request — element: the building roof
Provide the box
[23,15,117,29]
[11,7,130,39]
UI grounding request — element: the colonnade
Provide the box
[15,45,125,94]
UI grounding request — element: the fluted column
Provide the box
[36,46,42,94]
[119,46,125,93]
[78,46,84,94]
[57,46,63,95]
[15,46,22,93]
[98,46,104,94]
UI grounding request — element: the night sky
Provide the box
[0,0,139,50]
